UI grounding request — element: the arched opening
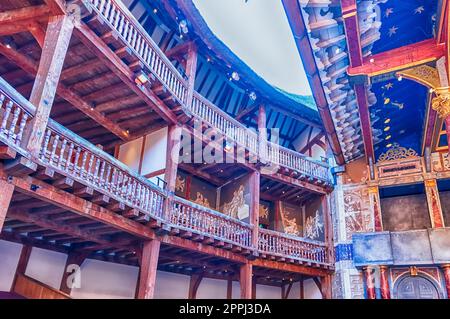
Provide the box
[394,275,440,299]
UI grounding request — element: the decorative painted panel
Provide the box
[280,202,303,236]
[304,197,324,241]
[349,273,365,299]
[343,185,373,240]
[219,174,251,222]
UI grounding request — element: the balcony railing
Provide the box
[169,196,253,248]
[258,228,329,265]
[82,0,330,184]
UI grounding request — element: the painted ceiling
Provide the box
[368,0,438,162]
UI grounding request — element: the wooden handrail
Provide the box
[258,228,330,265]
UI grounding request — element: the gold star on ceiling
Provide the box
[414,6,425,14]
[388,26,398,37]
[384,83,394,90]
[385,8,394,17]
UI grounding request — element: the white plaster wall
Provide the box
[0,240,22,291]
[141,127,168,176]
[286,282,300,299]
[71,259,139,299]
[197,277,227,299]
[303,278,322,299]
[232,281,241,299]
[25,247,67,290]
[154,271,190,299]
[118,137,144,173]
[255,284,281,299]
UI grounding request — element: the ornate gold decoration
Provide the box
[175,175,185,193]
[304,211,324,240]
[368,186,379,194]
[259,205,269,219]
[377,143,418,162]
[397,65,441,89]
[193,192,211,208]
[425,179,437,187]
[223,185,245,219]
[431,87,450,118]
[410,266,418,277]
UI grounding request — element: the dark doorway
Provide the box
[395,276,440,299]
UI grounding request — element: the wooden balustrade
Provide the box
[84,0,330,184]
[86,0,188,105]
[39,121,166,220]
[0,88,33,154]
[169,196,253,248]
[258,228,329,265]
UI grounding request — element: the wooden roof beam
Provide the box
[0,5,50,26]
[347,39,445,77]
[43,0,67,15]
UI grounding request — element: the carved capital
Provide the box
[432,87,450,118]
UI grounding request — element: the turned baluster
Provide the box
[120,174,128,199]
[103,0,111,18]
[93,157,101,186]
[58,139,67,168]
[66,142,74,172]
[87,154,95,182]
[104,164,112,190]
[16,113,28,145]
[111,168,119,194]
[50,134,60,165]
[80,150,88,178]
[98,161,106,187]
[99,0,106,12]
[40,129,52,161]
[0,101,13,136]
[72,146,81,174]
[122,20,130,40]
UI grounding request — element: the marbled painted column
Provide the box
[424,179,445,228]
[368,185,383,232]
[362,266,376,299]
[441,264,450,299]
[379,266,390,299]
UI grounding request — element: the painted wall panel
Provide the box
[25,247,67,290]
[0,240,22,291]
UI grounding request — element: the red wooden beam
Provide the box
[137,240,161,299]
[281,0,345,165]
[0,179,15,232]
[240,263,253,299]
[0,5,50,26]
[341,0,374,163]
[347,39,445,77]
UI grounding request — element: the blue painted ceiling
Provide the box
[371,79,428,161]
[367,0,438,161]
[371,0,438,55]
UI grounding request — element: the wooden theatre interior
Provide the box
[0,0,335,299]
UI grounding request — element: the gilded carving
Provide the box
[377,143,418,162]
[193,192,211,208]
[259,204,269,219]
[304,211,324,240]
[223,185,245,219]
[175,175,185,193]
[432,87,450,118]
[343,186,373,240]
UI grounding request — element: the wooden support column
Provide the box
[137,240,161,299]
[321,195,334,264]
[274,200,283,232]
[26,15,74,156]
[249,170,260,251]
[11,245,32,290]
[424,179,445,228]
[362,266,376,299]
[258,104,267,161]
[60,251,89,295]
[441,264,450,299]
[320,275,332,299]
[188,273,203,299]
[185,43,198,111]
[227,279,233,299]
[0,178,14,233]
[299,277,304,299]
[368,186,383,231]
[240,263,253,299]
[379,265,390,299]
[165,125,182,192]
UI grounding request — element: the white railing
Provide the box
[169,196,253,248]
[258,228,329,265]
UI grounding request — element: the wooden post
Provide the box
[227,279,233,299]
[252,276,257,299]
[11,245,32,290]
[165,125,182,192]
[379,265,390,299]
[0,178,14,233]
[60,251,89,295]
[362,266,376,299]
[240,263,252,299]
[137,240,161,299]
[249,170,260,251]
[300,277,304,299]
[26,15,74,156]
[185,43,198,111]
[424,179,445,228]
[441,264,450,299]
[188,273,203,299]
[368,186,383,231]
[321,195,334,263]
[258,104,267,161]
[320,274,332,299]
[274,200,283,232]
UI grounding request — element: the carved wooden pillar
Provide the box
[249,170,260,251]
[362,266,376,299]
[441,264,450,299]
[26,15,74,156]
[320,274,332,299]
[137,240,161,299]
[321,195,334,264]
[188,273,203,299]
[424,179,445,228]
[258,104,267,161]
[368,185,383,231]
[0,178,14,233]
[185,43,198,112]
[227,279,233,299]
[240,263,253,299]
[379,266,390,299]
